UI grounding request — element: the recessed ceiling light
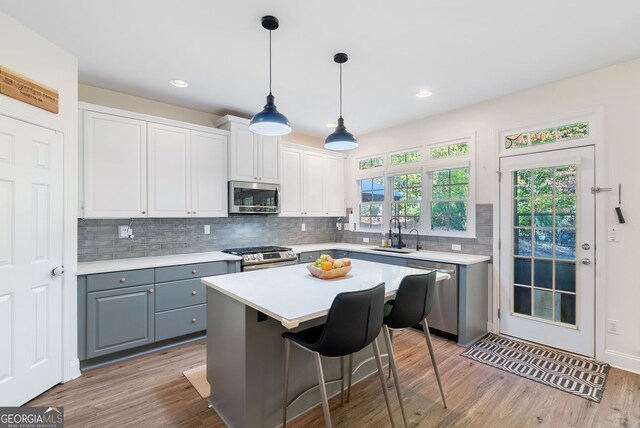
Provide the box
[170,79,189,88]
[326,123,337,128]
[416,89,432,98]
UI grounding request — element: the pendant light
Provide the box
[249,15,291,136]
[325,53,358,150]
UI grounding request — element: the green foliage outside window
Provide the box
[391,150,421,166]
[431,167,469,232]
[359,156,384,170]
[430,142,469,159]
[505,122,588,150]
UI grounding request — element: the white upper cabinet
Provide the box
[191,131,228,217]
[280,144,345,217]
[323,155,345,216]
[280,147,303,216]
[83,111,148,218]
[217,115,280,184]
[81,104,228,219]
[303,152,325,216]
[147,123,190,217]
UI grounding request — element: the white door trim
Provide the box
[493,107,607,361]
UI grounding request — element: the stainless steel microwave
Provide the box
[228,181,280,214]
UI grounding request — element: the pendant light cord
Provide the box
[339,62,343,118]
[269,30,272,94]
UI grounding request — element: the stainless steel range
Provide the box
[222,246,298,271]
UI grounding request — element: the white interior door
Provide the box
[0,115,63,405]
[499,146,595,356]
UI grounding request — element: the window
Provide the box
[430,168,469,232]
[505,122,588,150]
[353,134,475,237]
[390,149,421,166]
[391,173,421,229]
[358,156,384,170]
[359,177,384,229]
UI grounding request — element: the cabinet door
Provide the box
[83,111,147,218]
[323,155,345,216]
[257,135,280,183]
[303,152,325,216]
[228,123,256,181]
[86,284,155,359]
[147,123,191,217]
[280,148,303,216]
[191,131,228,217]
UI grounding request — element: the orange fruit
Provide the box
[321,261,333,271]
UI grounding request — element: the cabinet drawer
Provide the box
[333,250,349,259]
[155,278,206,312]
[87,269,154,292]
[155,304,206,341]
[349,252,407,266]
[155,262,227,283]
[298,251,320,264]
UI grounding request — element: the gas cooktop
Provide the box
[221,246,292,256]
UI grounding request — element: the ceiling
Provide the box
[2,1,640,137]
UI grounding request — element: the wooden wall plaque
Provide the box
[0,65,59,114]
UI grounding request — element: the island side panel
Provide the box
[207,287,247,427]
[458,262,489,346]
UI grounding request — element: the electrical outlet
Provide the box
[204,225,211,235]
[607,319,621,335]
[118,225,129,239]
[336,222,342,230]
[301,223,306,231]
[363,237,369,243]
[452,244,462,251]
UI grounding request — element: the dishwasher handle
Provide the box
[407,264,456,276]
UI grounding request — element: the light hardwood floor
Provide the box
[28,330,640,427]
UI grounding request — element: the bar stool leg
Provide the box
[340,356,344,407]
[388,329,394,379]
[372,338,396,428]
[283,339,291,428]
[384,325,408,427]
[347,354,353,402]
[313,352,333,428]
[421,319,447,408]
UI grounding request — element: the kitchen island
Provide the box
[202,260,450,428]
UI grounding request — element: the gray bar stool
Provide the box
[349,271,446,427]
[282,282,395,428]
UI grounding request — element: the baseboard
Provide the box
[604,350,640,375]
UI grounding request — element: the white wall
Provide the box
[0,10,79,381]
[79,84,325,148]
[346,58,640,372]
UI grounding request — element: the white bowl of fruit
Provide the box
[307,254,352,279]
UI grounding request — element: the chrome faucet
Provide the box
[389,218,406,249]
[409,228,422,251]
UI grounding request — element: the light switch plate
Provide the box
[607,226,619,242]
[451,244,462,251]
[363,237,369,243]
[301,224,306,231]
[204,225,211,235]
[118,225,129,238]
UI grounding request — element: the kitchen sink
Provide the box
[370,247,416,254]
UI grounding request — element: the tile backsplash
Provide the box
[78,216,339,262]
[78,204,493,262]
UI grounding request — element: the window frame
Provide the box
[357,176,386,231]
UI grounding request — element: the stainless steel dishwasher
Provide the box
[407,260,458,340]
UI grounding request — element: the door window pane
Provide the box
[555,292,576,324]
[555,261,576,292]
[534,229,553,258]
[534,259,553,289]
[534,289,553,320]
[514,228,532,256]
[555,229,576,260]
[514,286,532,316]
[514,258,532,286]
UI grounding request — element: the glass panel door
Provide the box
[500,146,595,357]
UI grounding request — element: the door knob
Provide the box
[51,266,65,277]
[582,243,591,250]
[581,258,592,265]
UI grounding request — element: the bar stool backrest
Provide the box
[314,282,385,357]
[384,271,436,329]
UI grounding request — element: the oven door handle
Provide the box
[242,260,298,271]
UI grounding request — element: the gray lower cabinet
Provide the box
[80,260,231,363]
[333,250,349,259]
[86,284,155,359]
[298,251,320,264]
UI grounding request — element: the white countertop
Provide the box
[289,243,490,265]
[202,260,450,329]
[76,251,241,275]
